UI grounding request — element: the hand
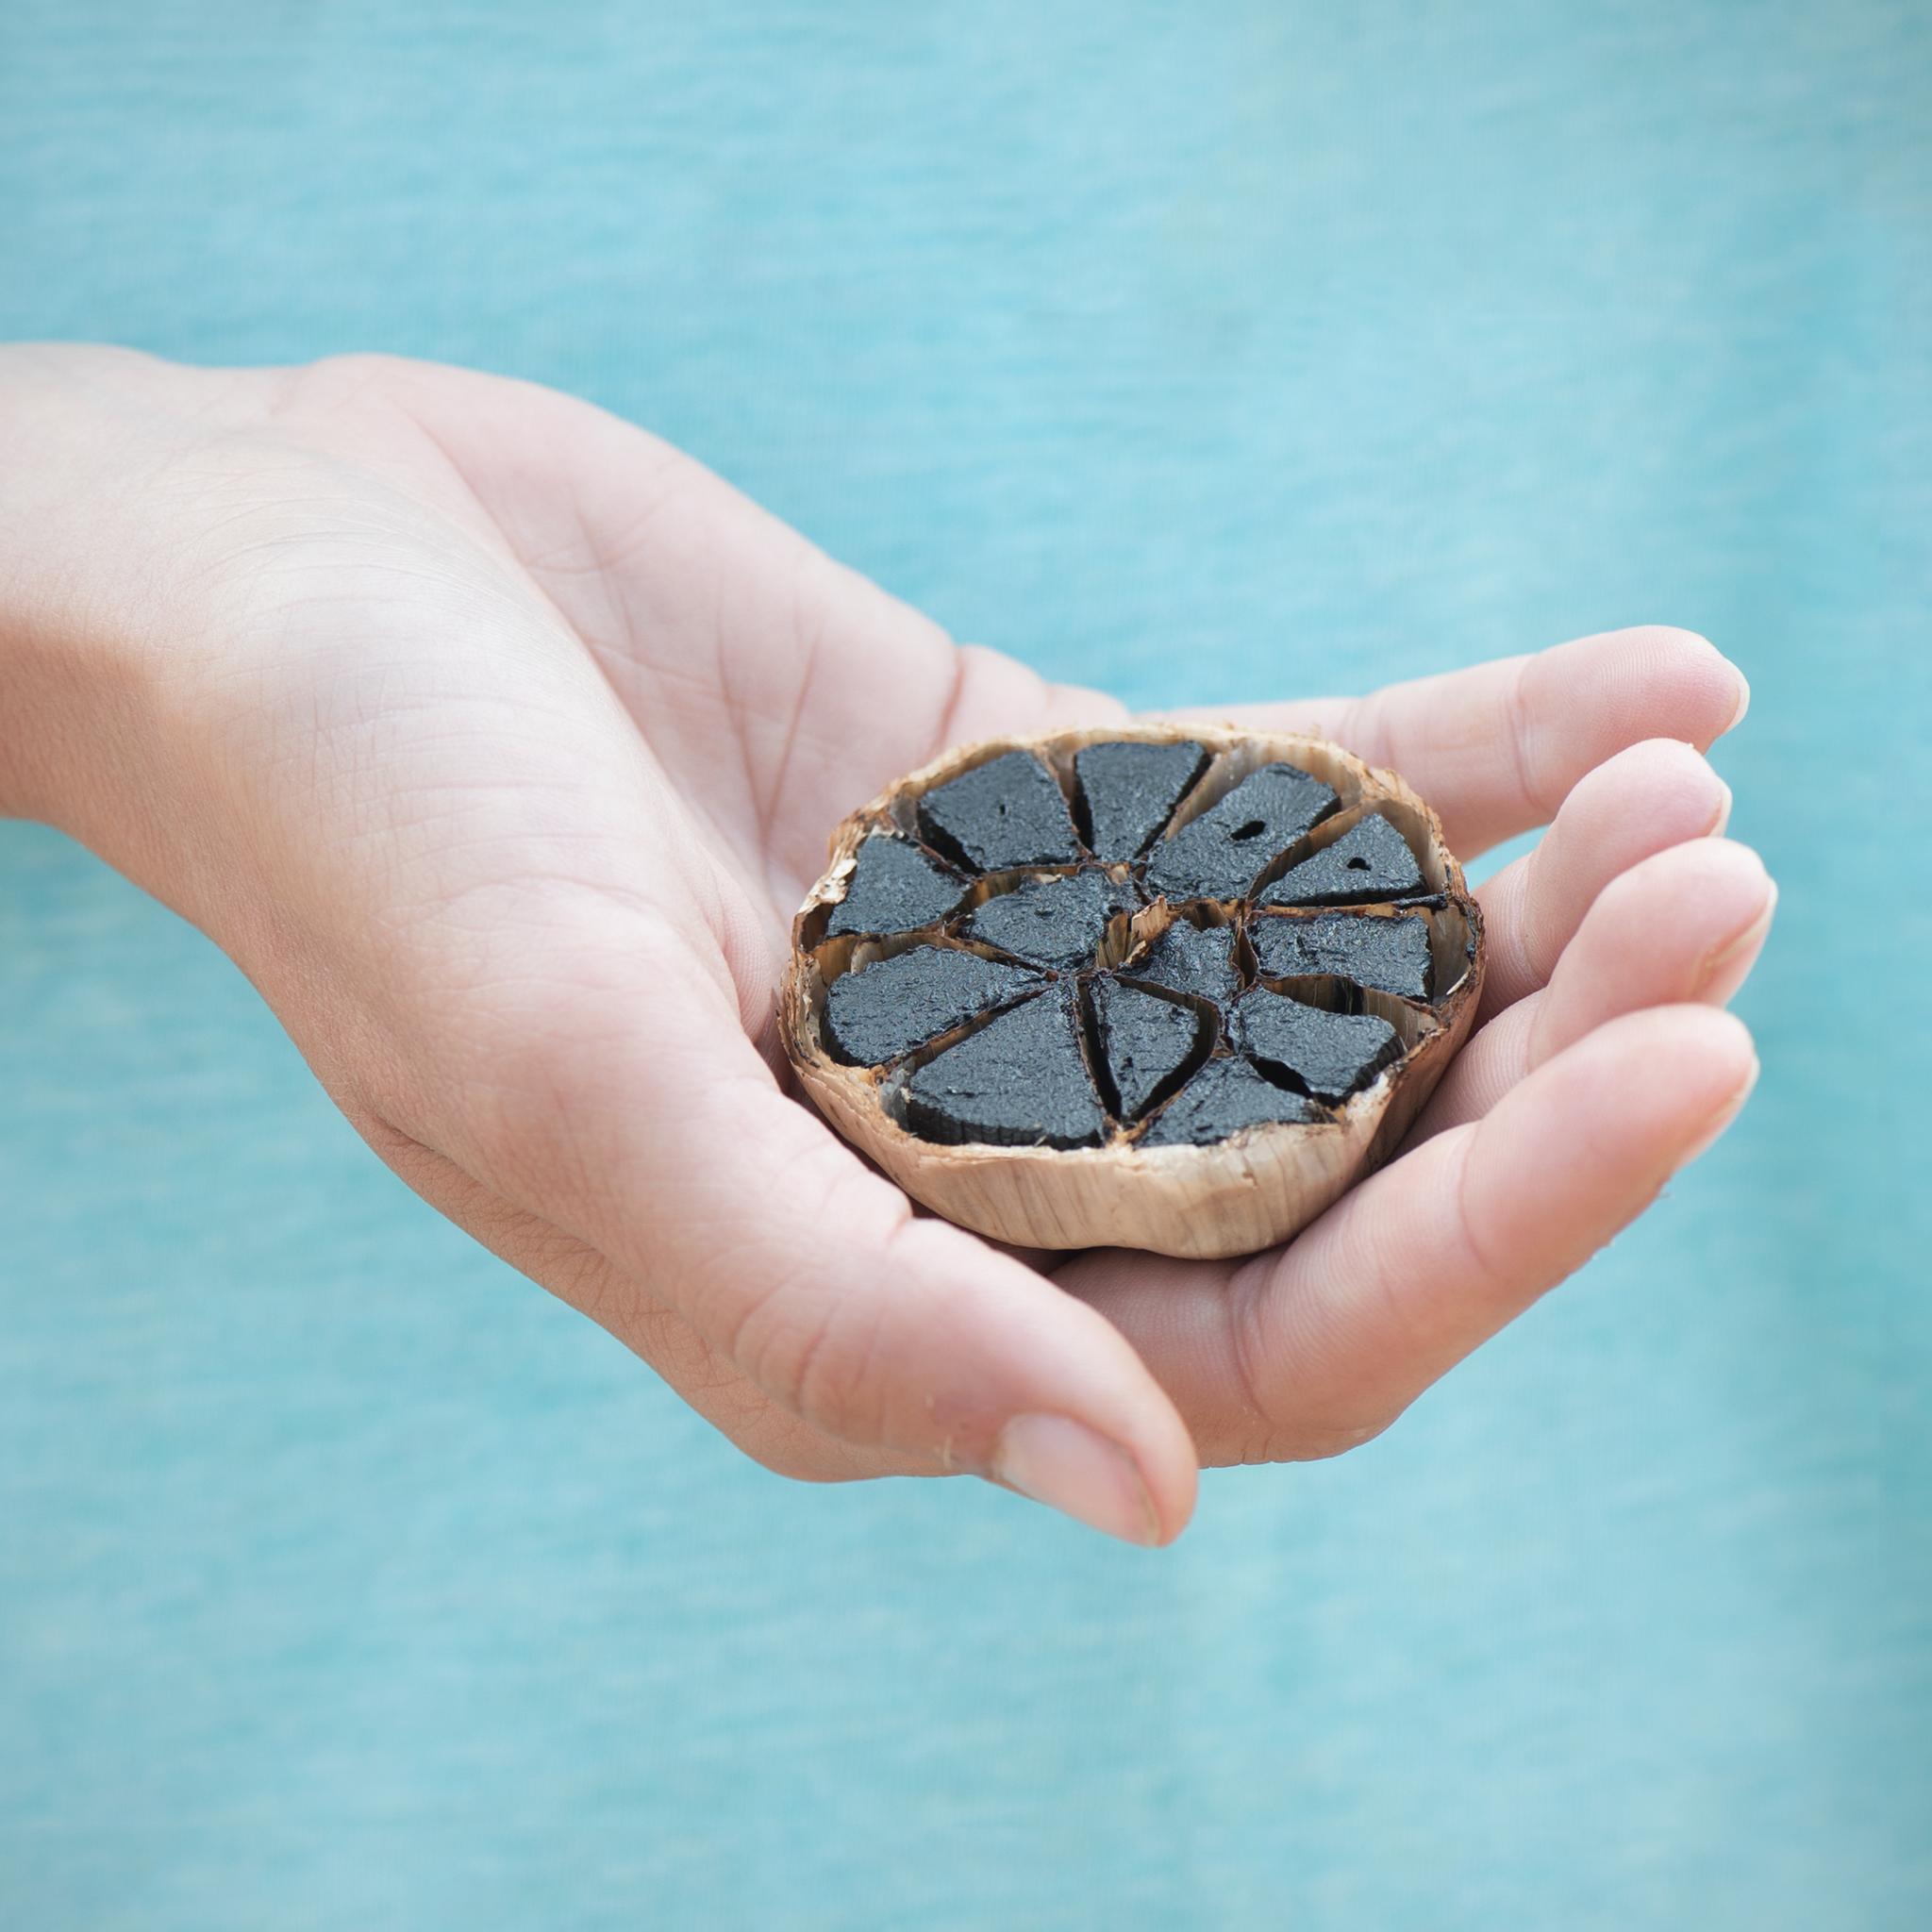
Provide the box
[1065,671,1768,1473]
[0,348,1768,1544]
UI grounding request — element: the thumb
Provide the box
[396,920,1200,1546]
[640,1039,1200,1544]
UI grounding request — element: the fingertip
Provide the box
[1688,848,1777,1007]
[1640,831,1775,913]
[1554,625,1747,754]
[1459,1003,1761,1291]
[1481,740,1739,1016]
[1712,837,1774,899]
[1148,1436,1200,1544]
[1642,625,1748,747]
[1510,1003,1756,1148]
[1560,739,1733,841]
[1645,737,1735,834]
[991,1411,1195,1546]
[1723,665,1752,736]
[1613,1003,1760,1108]
[1670,1008,1760,1170]
[1677,1000,1758,1070]
[1100,1379,1201,1546]
[1617,1005,1762,1164]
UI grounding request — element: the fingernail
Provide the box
[1693,880,1777,1002]
[1708,777,1734,837]
[991,1414,1160,1546]
[1673,1053,1761,1174]
[1724,670,1752,734]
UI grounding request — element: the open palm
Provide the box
[2,348,1770,1542]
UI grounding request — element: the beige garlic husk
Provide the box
[779,724,1485,1260]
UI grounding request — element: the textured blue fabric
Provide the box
[3,4,1928,1925]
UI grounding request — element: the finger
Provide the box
[1475,738,1732,1024]
[1411,839,1775,1138]
[1065,1006,1758,1467]
[637,1054,1199,1543]
[375,922,1200,1545]
[1528,841,1776,1060]
[1177,625,1748,859]
[1401,995,1543,1141]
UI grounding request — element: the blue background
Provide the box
[3,3,1928,1925]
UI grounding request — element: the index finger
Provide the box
[1168,625,1749,860]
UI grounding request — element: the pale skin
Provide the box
[0,347,1774,1544]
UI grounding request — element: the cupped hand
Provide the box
[0,348,1770,1543]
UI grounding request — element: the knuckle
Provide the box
[745,1285,892,1448]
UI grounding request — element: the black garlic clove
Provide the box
[1074,739,1211,862]
[823,946,1047,1067]
[1248,909,1433,1001]
[1139,1054,1324,1147]
[1089,977,1207,1120]
[916,750,1082,873]
[961,870,1127,972]
[1258,812,1424,908]
[1122,918,1242,1010]
[826,835,973,939]
[1230,988,1402,1102]
[1143,762,1340,903]
[901,986,1108,1149]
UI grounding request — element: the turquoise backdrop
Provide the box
[3,4,1928,1926]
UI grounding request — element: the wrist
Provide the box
[2,348,166,821]
[0,348,277,892]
